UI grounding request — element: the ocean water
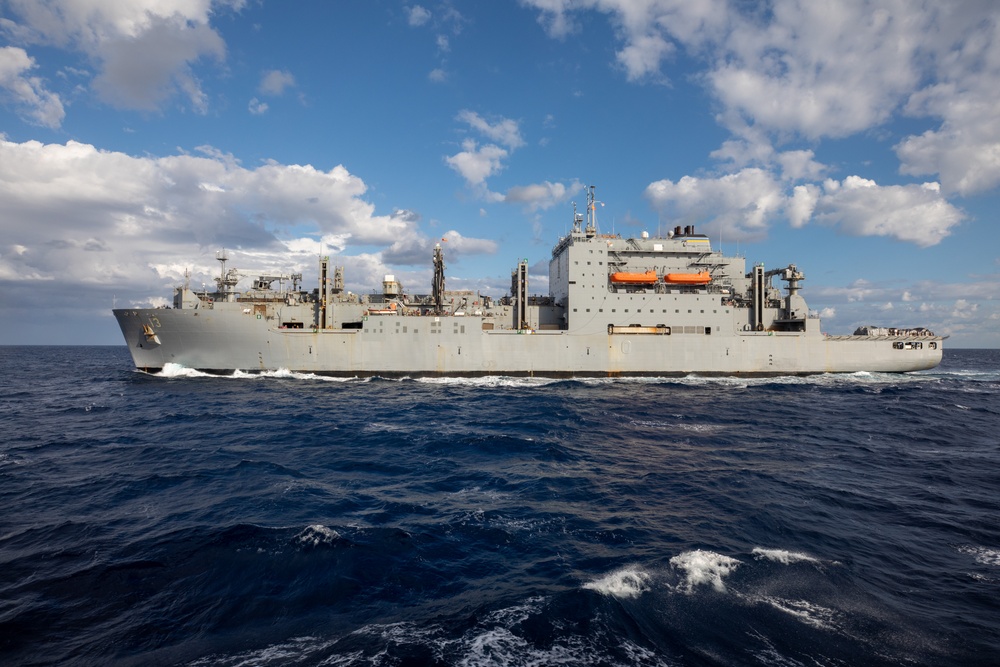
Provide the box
[1,346,999,666]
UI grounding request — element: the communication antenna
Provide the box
[585,185,603,237]
[214,249,239,294]
[216,249,229,277]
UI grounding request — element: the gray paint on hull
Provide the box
[115,308,943,376]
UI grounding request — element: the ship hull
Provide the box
[114,308,943,376]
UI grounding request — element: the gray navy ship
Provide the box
[114,187,944,376]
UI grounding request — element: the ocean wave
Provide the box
[751,547,820,565]
[187,597,674,667]
[669,549,741,593]
[629,419,726,434]
[958,545,1000,567]
[7,346,997,666]
[294,524,341,549]
[582,566,651,599]
[751,595,842,631]
[187,635,339,667]
[0,452,23,468]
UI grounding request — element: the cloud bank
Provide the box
[0,139,496,301]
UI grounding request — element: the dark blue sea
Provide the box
[2,346,999,666]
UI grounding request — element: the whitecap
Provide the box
[295,524,340,548]
[670,549,740,593]
[751,547,819,565]
[582,566,650,599]
[958,545,1000,567]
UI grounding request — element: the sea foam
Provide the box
[670,549,741,593]
[295,524,341,548]
[751,547,820,565]
[156,362,211,378]
[959,545,1000,567]
[582,567,651,598]
[754,596,841,630]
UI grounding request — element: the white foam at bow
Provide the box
[156,363,211,378]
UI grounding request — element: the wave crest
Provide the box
[670,549,741,593]
[582,567,650,599]
[751,547,819,565]
[295,524,341,548]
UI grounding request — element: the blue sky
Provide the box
[1,0,998,346]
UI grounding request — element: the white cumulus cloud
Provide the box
[1,0,237,113]
[504,180,584,212]
[445,139,508,187]
[645,170,962,246]
[248,97,267,114]
[645,168,786,242]
[0,138,496,298]
[445,111,526,199]
[258,69,296,96]
[812,177,963,247]
[455,109,524,149]
[407,5,432,27]
[0,46,64,128]
[524,0,1000,235]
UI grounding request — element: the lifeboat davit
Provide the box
[663,271,711,285]
[610,270,658,285]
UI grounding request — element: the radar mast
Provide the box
[214,249,240,297]
[432,243,445,315]
[586,185,599,237]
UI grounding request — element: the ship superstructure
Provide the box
[115,187,944,375]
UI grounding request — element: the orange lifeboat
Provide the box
[664,271,711,285]
[610,270,658,285]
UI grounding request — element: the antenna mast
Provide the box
[586,185,598,237]
[214,249,239,296]
[432,243,446,315]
